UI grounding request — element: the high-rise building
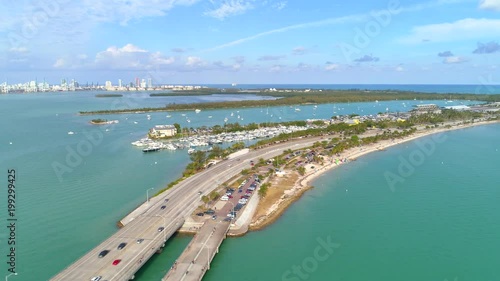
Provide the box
[105,81,112,90]
[147,78,152,88]
[140,79,146,88]
[135,77,139,87]
[118,79,122,88]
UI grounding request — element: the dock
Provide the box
[162,220,231,281]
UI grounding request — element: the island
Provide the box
[79,90,500,115]
[89,118,119,125]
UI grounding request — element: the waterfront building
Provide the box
[150,125,177,138]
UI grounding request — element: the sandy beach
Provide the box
[250,119,499,229]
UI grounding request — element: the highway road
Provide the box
[51,136,325,281]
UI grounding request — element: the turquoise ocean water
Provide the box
[0,88,499,280]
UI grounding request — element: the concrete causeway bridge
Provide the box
[51,137,322,281]
[162,220,231,281]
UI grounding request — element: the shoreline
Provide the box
[248,119,500,230]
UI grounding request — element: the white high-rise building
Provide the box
[105,81,112,90]
[118,79,122,88]
[140,79,146,88]
[147,78,152,88]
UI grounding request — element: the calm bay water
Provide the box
[0,88,498,281]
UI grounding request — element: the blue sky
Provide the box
[0,0,499,84]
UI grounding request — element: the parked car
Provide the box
[204,209,215,215]
[98,250,109,258]
[117,243,127,250]
[196,212,205,216]
[238,189,242,193]
[112,259,121,266]
[220,195,229,201]
[212,215,217,220]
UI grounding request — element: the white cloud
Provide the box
[53,58,66,68]
[186,56,204,66]
[443,56,467,64]
[292,46,307,55]
[92,44,174,70]
[325,63,339,71]
[272,1,287,10]
[398,18,500,44]
[205,0,254,20]
[9,47,29,54]
[204,0,465,52]
[479,0,500,11]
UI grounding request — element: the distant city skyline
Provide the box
[1,0,499,84]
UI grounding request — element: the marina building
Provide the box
[150,125,177,138]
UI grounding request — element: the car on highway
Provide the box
[160,205,166,210]
[137,239,144,244]
[158,227,165,232]
[91,276,102,281]
[198,191,202,195]
[112,259,121,266]
[117,242,127,250]
[164,198,169,202]
[98,250,109,258]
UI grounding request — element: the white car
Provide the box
[238,199,247,205]
[220,195,229,201]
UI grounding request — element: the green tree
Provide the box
[258,183,270,198]
[173,123,181,134]
[297,166,306,176]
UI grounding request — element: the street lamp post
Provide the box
[156,214,167,242]
[5,273,17,281]
[146,187,154,204]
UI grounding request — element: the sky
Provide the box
[0,0,499,85]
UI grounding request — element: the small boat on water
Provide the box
[166,115,172,118]
[195,109,201,113]
[67,131,75,135]
[142,147,160,153]
[187,148,196,154]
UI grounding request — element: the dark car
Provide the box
[160,205,166,210]
[164,198,169,202]
[223,217,232,222]
[117,243,127,250]
[158,227,165,232]
[196,212,205,216]
[238,189,242,193]
[204,209,215,215]
[98,250,110,258]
